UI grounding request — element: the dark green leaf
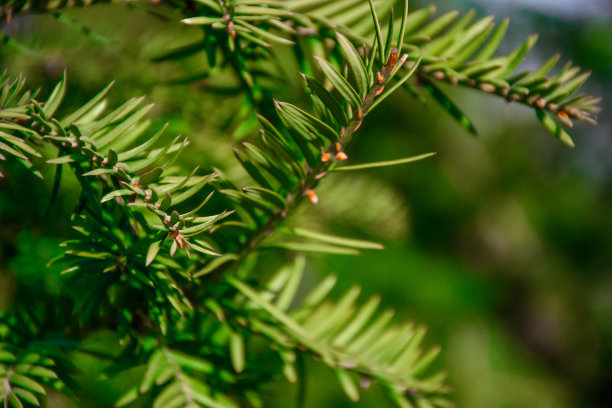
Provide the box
[118,123,168,162]
[315,57,361,109]
[396,0,409,50]
[10,373,45,395]
[283,228,383,250]
[242,186,287,209]
[146,240,162,266]
[165,349,213,374]
[230,332,245,373]
[475,17,509,61]
[336,32,369,95]
[367,0,385,64]
[101,189,132,203]
[115,386,139,407]
[181,16,223,25]
[13,388,39,406]
[7,391,24,408]
[193,254,239,278]
[276,101,338,142]
[82,168,115,177]
[422,79,477,135]
[333,152,435,172]
[139,167,163,186]
[535,110,574,147]
[61,81,114,126]
[256,114,301,158]
[43,71,66,117]
[335,368,360,402]
[262,241,361,255]
[46,155,74,164]
[233,147,274,190]
[301,74,348,125]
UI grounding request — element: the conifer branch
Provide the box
[0,72,224,263]
[0,2,601,408]
[226,256,451,406]
[3,1,599,144]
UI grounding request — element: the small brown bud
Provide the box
[306,189,318,204]
[479,83,496,93]
[535,98,546,109]
[433,71,445,80]
[360,375,372,390]
[398,54,408,67]
[558,111,569,120]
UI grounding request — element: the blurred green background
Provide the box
[1,1,610,407]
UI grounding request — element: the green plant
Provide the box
[0,1,600,407]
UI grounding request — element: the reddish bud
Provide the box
[479,83,496,93]
[535,98,547,109]
[306,189,318,204]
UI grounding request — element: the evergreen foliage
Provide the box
[0,1,599,407]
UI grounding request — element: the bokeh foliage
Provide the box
[1,0,609,407]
